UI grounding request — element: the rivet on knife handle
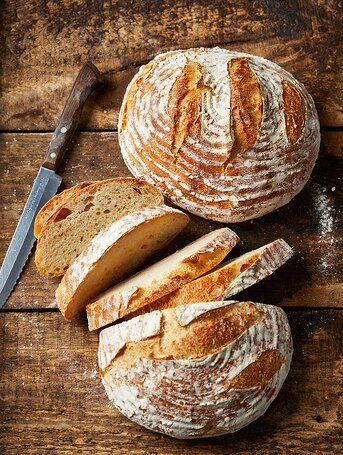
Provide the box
[43,62,103,172]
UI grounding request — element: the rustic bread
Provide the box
[35,178,164,277]
[119,47,320,222]
[34,182,95,238]
[99,300,293,438]
[56,205,189,320]
[86,228,239,330]
[135,239,293,315]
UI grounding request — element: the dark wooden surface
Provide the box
[0,0,342,453]
[0,132,342,311]
[0,310,342,454]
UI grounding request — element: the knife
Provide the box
[0,62,103,308]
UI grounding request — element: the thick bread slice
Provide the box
[99,300,293,438]
[133,239,293,315]
[35,178,164,277]
[34,182,95,238]
[86,228,239,330]
[56,205,189,321]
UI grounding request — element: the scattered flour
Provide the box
[83,368,99,380]
[312,183,336,272]
[313,183,333,236]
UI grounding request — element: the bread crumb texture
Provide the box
[35,178,164,277]
[55,205,188,320]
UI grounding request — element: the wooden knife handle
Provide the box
[43,62,103,172]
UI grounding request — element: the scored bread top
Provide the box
[119,47,320,223]
[35,178,164,277]
[133,238,293,315]
[34,182,95,238]
[56,205,189,321]
[86,228,239,330]
[100,300,293,438]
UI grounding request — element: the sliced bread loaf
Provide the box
[135,239,293,315]
[56,205,189,321]
[99,300,292,438]
[34,182,95,238]
[35,178,164,277]
[86,228,239,330]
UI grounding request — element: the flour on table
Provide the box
[312,183,336,272]
[313,183,333,236]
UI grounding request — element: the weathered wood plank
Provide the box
[1,0,342,130]
[322,131,343,157]
[0,310,342,454]
[0,132,341,310]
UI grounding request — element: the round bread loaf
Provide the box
[99,300,293,438]
[118,47,320,222]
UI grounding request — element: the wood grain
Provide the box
[1,0,342,131]
[0,310,342,454]
[0,132,341,310]
[0,2,342,453]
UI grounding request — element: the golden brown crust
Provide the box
[102,301,262,373]
[128,239,293,319]
[226,58,263,165]
[229,349,283,389]
[119,60,156,132]
[282,80,305,144]
[119,48,320,223]
[87,247,230,329]
[168,60,207,157]
[34,182,94,238]
[86,229,239,330]
[100,300,293,438]
[128,252,260,317]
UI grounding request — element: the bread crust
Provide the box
[56,205,189,320]
[119,47,320,222]
[130,239,293,316]
[86,228,239,330]
[100,300,293,438]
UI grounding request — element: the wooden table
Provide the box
[0,1,342,453]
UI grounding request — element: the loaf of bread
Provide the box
[86,228,239,330]
[56,205,189,320]
[34,182,95,238]
[119,47,320,222]
[35,178,164,277]
[131,239,293,316]
[99,300,293,438]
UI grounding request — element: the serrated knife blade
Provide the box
[0,167,62,308]
[0,62,102,309]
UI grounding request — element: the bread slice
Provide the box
[35,178,164,277]
[135,239,293,315]
[34,182,95,238]
[56,205,189,321]
[86,228,239,330]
